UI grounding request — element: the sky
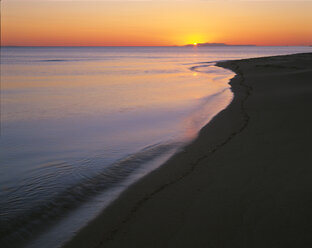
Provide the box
[2,0,312,46]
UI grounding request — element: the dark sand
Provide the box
[64,53,312,248]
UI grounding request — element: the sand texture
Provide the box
[64,53,312,248]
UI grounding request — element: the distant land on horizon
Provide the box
[2,44,311,48]
[184,42,256,47]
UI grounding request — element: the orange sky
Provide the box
[2,0,312,46]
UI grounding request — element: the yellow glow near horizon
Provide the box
[2,1,312,46]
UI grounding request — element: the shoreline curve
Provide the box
[63,53,312,248]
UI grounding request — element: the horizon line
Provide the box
[2,45,311,48]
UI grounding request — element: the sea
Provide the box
[1,46,311,248]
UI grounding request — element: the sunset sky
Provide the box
[2,0,312,46]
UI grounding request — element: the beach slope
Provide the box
[64,53,312,248]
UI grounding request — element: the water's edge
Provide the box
[6,49,311,248]
[15,63,234,248]
[59,58,243,248]
[60,52,312,248]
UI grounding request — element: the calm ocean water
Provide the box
[1,46,311,248]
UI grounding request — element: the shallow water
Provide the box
[0,46,311,248]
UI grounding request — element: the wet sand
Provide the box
[63,53,312,248]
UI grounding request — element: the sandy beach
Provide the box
[63,53,312,248]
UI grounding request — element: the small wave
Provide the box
[189,64,210,72]
[39,59,69,62]
[183,61,214,65]
[189,63,235,76]
[36,161,68,169]
[0,141,181,247]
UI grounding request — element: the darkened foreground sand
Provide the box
[64,53,312,248]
